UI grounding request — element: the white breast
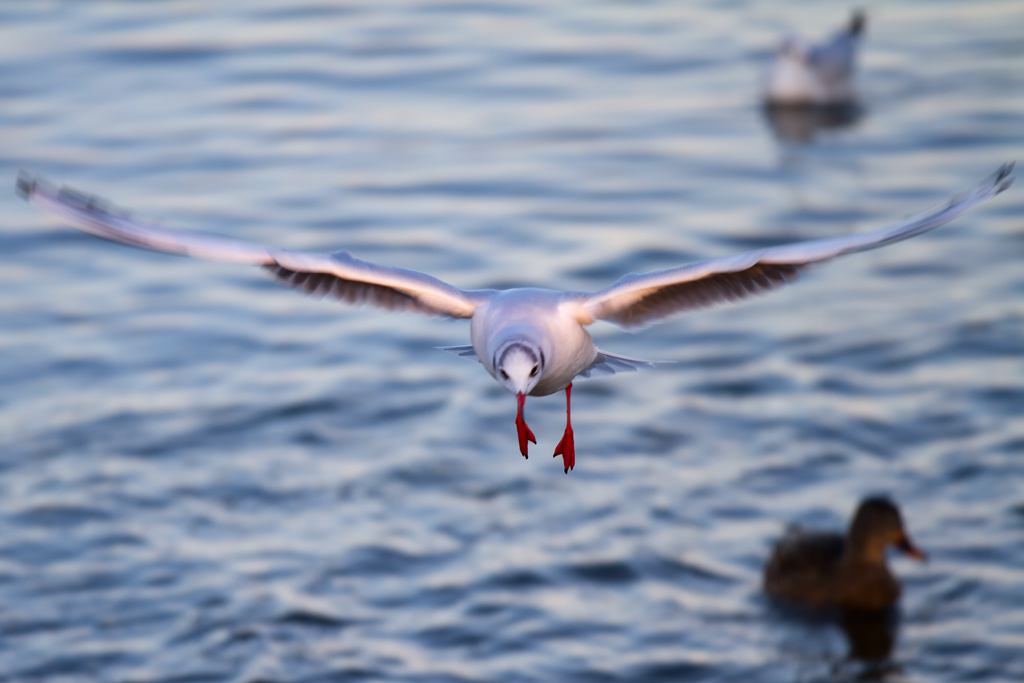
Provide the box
[470,288,597,397]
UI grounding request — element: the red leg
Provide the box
[515,392,536,458]
[553,382,575,473]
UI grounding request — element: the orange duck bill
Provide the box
[896,532,927,561]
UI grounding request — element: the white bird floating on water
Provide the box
[17,165,1014,472]
[765,10,866,107]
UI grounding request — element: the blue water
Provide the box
[2,2,1023,681]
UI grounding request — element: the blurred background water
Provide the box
[2,1,1023,681]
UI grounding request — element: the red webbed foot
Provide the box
[515,392,536,458]
[552,382,575,473]
[553,425,575,473]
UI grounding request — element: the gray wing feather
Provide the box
[576,348,669,379]
[584,164,1014,331]
[437,345,480,362]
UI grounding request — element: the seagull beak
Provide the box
[515,392,536,458]
[895,531,927,562]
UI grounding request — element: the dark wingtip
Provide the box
[849,9,866,36]
[997,160,1014,179]
[15,170,36,200]
[990,161,1015,195]
[57,184,101,211]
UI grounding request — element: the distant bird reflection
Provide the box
[762,101,864,144]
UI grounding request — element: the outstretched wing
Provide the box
[17,173,495,319]
[584,164,1014,331]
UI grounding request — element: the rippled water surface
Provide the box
[2,2,1024,681]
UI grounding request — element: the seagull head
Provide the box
[494,338,544,397]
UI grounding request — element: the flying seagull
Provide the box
[765,10,866,106]
[16,165,1014,472]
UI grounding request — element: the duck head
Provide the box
[849,496,927,564]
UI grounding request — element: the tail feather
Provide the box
[576,349,670,379]
[848,9,866,37]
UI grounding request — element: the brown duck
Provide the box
[764,497,926,612]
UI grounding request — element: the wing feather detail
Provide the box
[584,164,1013,331]
[18,172,494,319]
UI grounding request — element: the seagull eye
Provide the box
[500,370,509,380]
[529,365,538,377]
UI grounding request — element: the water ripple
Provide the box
[1,1,1022,681]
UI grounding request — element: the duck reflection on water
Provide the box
[769,605,902,678]
[841,610,900,675]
